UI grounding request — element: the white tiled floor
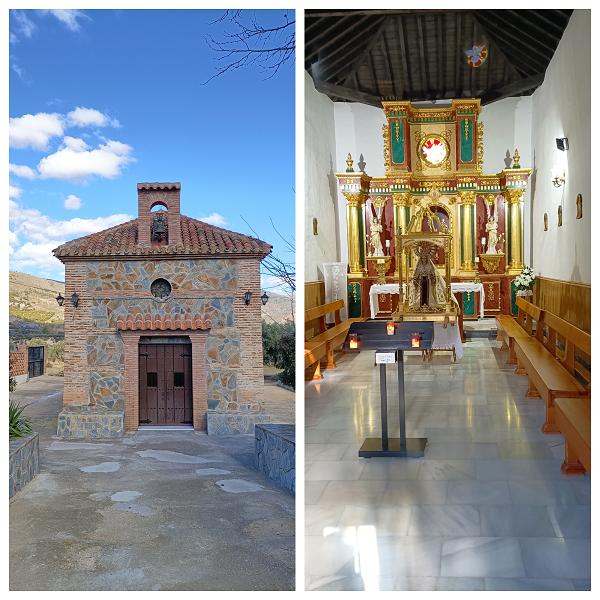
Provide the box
[304,339,591,592]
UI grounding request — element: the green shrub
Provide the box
[9,400,33,439]
[27,337,47,347]
[262,321,294,365]
[48,340,65,362]
[277,331,295,390]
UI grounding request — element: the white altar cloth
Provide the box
[369,282,485,319]
[431,322,463,359]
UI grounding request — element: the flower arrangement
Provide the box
[514,265,536,292]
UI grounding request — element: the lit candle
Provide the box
[387,321,395,335]
[411,333,420,348]
[349,333,358,349]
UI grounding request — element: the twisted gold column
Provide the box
[344,193,364,275]
[506,189,525,272]
[459,191,476,272]
[393,193,410,277]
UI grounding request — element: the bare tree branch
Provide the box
[204,10,295,83]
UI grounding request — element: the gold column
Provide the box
[459,191,476,273]
[506,188,525,273]
[393,193,410,276]
[344,192,364,275]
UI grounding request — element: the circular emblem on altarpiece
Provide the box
[151,278,172,299]
[419,135,449,167]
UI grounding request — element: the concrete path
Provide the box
[10,376,295,591]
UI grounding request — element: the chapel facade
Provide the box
[53,182,272,437]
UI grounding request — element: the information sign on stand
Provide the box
[343,320,434,458]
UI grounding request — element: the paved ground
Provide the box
[10,375,295,591]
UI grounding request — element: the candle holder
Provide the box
[411,333,421,348]
[387,321,395,335]
[349,333,359,349]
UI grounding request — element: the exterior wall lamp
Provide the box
[56,293,64,307]
[244,291,252,306]
[71,292,79,308]
[261,292,269,305]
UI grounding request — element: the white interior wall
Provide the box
[304,72,339,282]
[529,9,590,284]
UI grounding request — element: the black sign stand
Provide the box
[343,320,433,458]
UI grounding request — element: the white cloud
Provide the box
[40,9,89,32]
[67,107,120,128]
[11,241,66,272]
[9,183,23,199]
[37,137,135,183]
[199,213,228,226]
[9,112,64,150]
[9,163,37,179]
[63,194,82,210]
[11,10,36,39]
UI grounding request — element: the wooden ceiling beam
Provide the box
[307,9,468,17]
[306,14,355,47]
[341,17,389,86]
[366,53,380,97]
[469,12,524,80]
[305,14,374,63]
[312,79,382,107]
[480,72,544,105]
[396,15,412,99]
[526,9,568,34]
[416,14,429,100]
[455,11,463,97]
[437,13,444,100]
[506,10,562,41]
[380,33,398,98]
[475,13,554,62]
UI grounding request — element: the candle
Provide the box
[411,334,420,348]
[386,240,390,247]
[349,333,358,349]
[387,321,395,335]
[475,257,480,263]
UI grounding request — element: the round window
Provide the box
[151,278,172,299]
[419,135,449,166]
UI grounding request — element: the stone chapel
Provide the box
[53,182,272,437]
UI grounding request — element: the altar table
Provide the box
[369,282,485,319]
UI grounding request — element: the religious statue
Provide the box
[484,195,500,254]
[369,214,384,256]
[497,233,505,254]
[408,244,448,310]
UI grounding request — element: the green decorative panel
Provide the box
[460,118,474,163]
[358,209,365,269]
[462,291,475,317]
[391,120,405,164]
[348,282,362,318]
[510,280,518,316]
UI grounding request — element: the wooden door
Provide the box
[139,344,192,426]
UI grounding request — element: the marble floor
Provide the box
[305,339,591,592]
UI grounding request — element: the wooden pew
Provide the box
[304,299,366,380]
[513,299,591,433]
[555,397,591,476]
[496,299,541,366]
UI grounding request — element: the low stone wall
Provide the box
[9,432,39,498]
[206,410,271,435]
[254,424,295,493]
[57,410,124,438]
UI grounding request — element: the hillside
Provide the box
[9,272,66,344]
[261,292,295,324]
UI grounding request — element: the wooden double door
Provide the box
[139,344,193,426]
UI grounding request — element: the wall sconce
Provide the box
[71,292,79,308]
[56,293,64,307]
[556,138,569,151]
[244,291,252,306]
[261,292,269,305]
[349,333,358,349]
[551,167,565,188]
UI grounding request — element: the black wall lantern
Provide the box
[56,293,64,307]
[71,292,79,308]
[244,291,252,306]
[261,292,269,305]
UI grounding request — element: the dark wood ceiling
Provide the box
[306,9,573,107]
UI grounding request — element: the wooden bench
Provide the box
[304,300,366,380]
[555,397,591,476]
[496,299,540,367]
[513,298,591,433]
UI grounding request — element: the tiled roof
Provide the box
[116,313,210,331]
[52,214,272,259]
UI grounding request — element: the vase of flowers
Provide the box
[514,265,536,296]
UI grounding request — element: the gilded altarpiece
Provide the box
[336,100,530,319]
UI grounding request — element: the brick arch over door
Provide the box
[120,329,208,431]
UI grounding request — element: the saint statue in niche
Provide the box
[369,215,384,256]
[408,244,447,310]
[484,195,500,254]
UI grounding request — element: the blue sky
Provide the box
[9,9,295,291]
